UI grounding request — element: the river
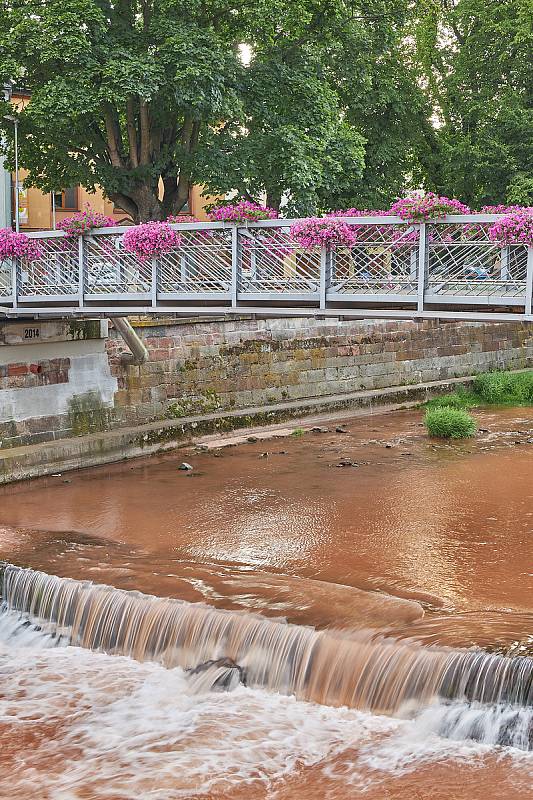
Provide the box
[0,407,532,799]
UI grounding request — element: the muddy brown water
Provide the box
[0,407,532,798]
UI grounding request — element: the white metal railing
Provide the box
[1,215,532,321]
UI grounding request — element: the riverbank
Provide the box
[4,369,533,484]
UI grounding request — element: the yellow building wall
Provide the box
[19,180,213,231]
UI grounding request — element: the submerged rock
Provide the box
[187,657,247,691]
[178,462,194,471]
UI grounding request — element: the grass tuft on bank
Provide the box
[473,370,533,405]
[425,407,478,439]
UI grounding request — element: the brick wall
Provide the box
[0,358,71,389]
[105,317,533,428]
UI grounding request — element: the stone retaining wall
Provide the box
[106,318,533,428]
[1,316,533,452]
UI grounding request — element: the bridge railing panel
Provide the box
[426,221,528,304]
[237,226,320,300]
[85,232,151,298]
[18,234,79,300]
[158,228,232,298]
[329,220,419,301]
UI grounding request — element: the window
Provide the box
[53,187,79,211]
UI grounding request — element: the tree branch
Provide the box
[108,190,138,219]
[126,97,139,167]
[102,103,124,168]
[139,99,151,165]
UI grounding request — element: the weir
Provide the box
[1,562,532,749]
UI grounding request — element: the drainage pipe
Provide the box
[112,317,149,365]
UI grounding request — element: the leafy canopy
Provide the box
[0,0,440,219]
[416,0,533,207]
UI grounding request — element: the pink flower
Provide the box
[122,222,182,261]
[290,217,358,249]
[57,205,115,237]
[165,215,201,224]
[208,201,278,223]
[480,205,531,214]
[390,193,470,222]
[327,208,393,244]
[0,228,41,261]
[488,209,533,246]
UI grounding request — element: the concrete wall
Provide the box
[1,316,533,450]
[0,320,117,448]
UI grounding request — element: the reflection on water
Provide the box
[0,408,532,798]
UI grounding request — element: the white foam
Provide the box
[0,609,532,798]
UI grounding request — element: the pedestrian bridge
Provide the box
[2,215,532,322]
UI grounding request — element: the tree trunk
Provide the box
[111,183,163,223]
[134,186,163,222]
[266,189,282,212]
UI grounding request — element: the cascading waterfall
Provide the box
[1,563,532,749]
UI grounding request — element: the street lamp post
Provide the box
[3,115,20,232]
[3,82,20,232]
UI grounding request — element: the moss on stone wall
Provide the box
[166,388,222,418]
[68,392,111,435]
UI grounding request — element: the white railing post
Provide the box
[501,246,510,280]
[525,245,533,317]
[78,235,85,307]
[319,246,328,309]
[417,222,427,314]
[151,256,158,307]
[11,257,17,308]
[231,226,239,308]
[409,241,418,282]
[180,251,188,285]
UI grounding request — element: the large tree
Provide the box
[0,0,247,220]
[0,0,381,221]
[416,0,533,207]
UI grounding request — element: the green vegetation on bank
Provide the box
[425,407,478,439]
[423,370,533,439]
[427,370,533,412]
[472,371,533,405]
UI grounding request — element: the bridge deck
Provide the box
[2,215,532,322]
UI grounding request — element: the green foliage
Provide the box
[290,427,305,437]
[0,0,438,220]
[416,0,533,206]
[473,371,533,405]
[7,0,528,215]
[425,390,478,410]
[203,2,436,213]
[425,407,477,439]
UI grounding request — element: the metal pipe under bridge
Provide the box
[2,215,533,323]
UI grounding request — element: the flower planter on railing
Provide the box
[488,209,533,246]
[0,228,42,262]
[57,208,115,239]
[208,201,278,224]
[122,222,182,262]
[389,193,471,222]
